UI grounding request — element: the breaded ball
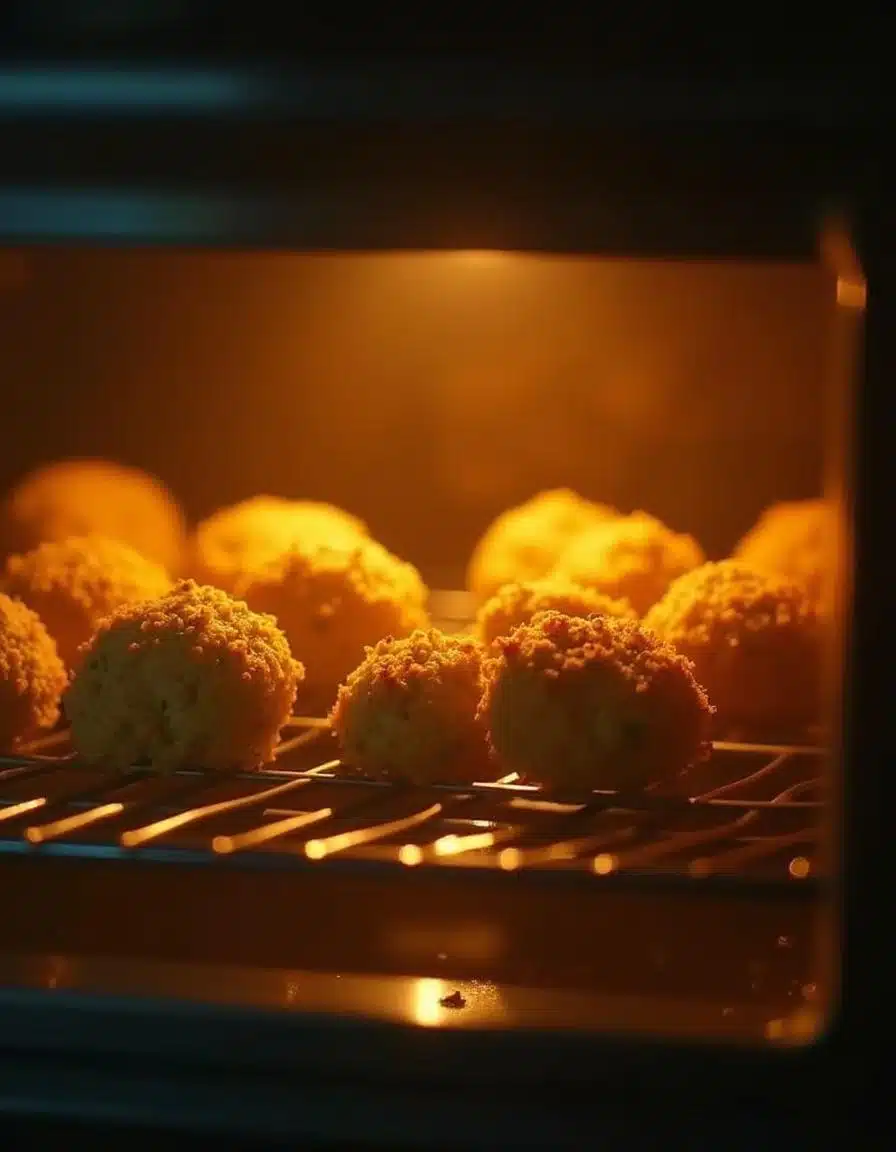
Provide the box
[467,489,617,601]
[553,511,704,616]
[475,577,635,645]
[1,535,172,670]
[238,539,429,711]
[734,498,835,611]
[0,592,67,752]
[191,495,367,592]
[64,580,301,772]
[331,629,488,783]
[1,459,186,573]
[479,610,713,793]
[644,560,820,740]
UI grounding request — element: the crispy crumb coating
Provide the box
[475,577,635,645]
[644,560,820,739]
[479,610,713,792]
[1,459,186,573]
[467,489,617,601]
[239,539,428,711]
[734,498,835,611]
[1,535,172,670]
[554,511,704,616]
[0,592,67,751]
[191,495,367,592]
[331,629,487,783]
[64,580,302,772]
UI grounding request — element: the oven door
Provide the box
[0,49,873,1148]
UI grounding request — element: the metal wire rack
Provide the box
[0,718,827,888]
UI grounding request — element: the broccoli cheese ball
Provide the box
[331,630,488,783]
[1,459,186,573]
[734,498,835,612]
[191,495,368,592]
[644,560,820,741]
[553,511,704,616]
[1,535,172,670]
[64,580,301,772]
[238,539,429,711]
[467,489,617,601]
[479,611,713,793]
[0,592,67,752]
[475,577,635,646]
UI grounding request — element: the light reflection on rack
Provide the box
[0,721,827,884]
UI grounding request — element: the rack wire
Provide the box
[0,718,827,887]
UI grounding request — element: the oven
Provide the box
[0,39,872,1151]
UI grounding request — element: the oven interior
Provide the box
[0,236,861,1048]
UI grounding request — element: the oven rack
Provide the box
[0,719,827,888]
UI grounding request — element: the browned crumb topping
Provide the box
[554,511,704,615]
[1,534,171,668]
[0,591,67,750]
[330,629,487,784]
[475,576,634,644]
[65,579,302,772]
[479,610,713,792]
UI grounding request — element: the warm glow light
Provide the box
[434,830,496,856]
[398,844,423,867]
[121,773,314,848]
[765,1009,820,1044]
[836,277,866,309]
[788,856,811,879]
[26,802,124,844]
[593,853,616,875]
[411,978,450,1027]
[0,797,46,823]
[498,847,521,871]
[212,805,332,855]
[301,802,442,860]
[449,250,508,267]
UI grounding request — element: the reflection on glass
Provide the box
[411,977,450,1027]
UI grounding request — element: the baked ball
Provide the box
[479,610,713,793]
[734,498,835,611]
[1,459,186,573]
[475,577,635,645]
[1,535,172,670]
[467,489,617,601]
[644,560,821,740]
[0,592,67,752]
[238,539,428,710]
[191,495,367,592]
[64,580,301,772]
[331,629,488,784]
[553,511,704,616]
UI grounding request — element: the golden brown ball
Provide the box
[479,610,713,793]
[331,629,488,784]
[475,577,635,645]
[553,511,704,616]
[734,498,835,612]
[64,580,301,772]
[238,539,428,711]
[1,535,172,670]
[467,489,617,601]
[0,592,67,752]
[1,459,186,573]
[644,560,821,741]
[191,495,367,592]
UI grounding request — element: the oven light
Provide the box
[411,978,451,1027]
